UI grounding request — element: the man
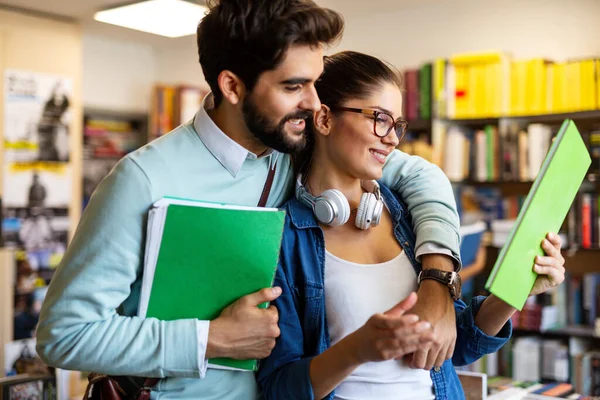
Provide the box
[36,1,461,399]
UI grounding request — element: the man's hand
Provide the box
[206,287,282,360]
[406,254,457,370]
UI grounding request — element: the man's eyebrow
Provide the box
[280,78,312,85]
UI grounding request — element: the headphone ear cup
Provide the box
[319,189,350,226]
[371,199,384,227]
[355,192,376,230]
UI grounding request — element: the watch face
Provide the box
[452,273,462,300]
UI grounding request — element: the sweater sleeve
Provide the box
[36,157,202,378]
[380,150,461,268]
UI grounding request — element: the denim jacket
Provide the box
[257,184,512,400]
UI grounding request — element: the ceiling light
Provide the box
[94,0,208,38]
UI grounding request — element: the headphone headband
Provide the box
[295,175,383,230]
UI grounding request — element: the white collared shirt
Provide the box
[193,93,278,178]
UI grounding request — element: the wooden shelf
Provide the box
[514,325,599,339]
[453,179,599,194]
[443,117,499,127]
[441,110,600,126]
[406,119,431,132]
[454,180,533,195]
[508,110,600,124]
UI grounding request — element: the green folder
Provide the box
[137,197,286,371]
[485,120,591,310]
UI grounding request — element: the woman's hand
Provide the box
[346,292,434,364]
[530,232,566,296]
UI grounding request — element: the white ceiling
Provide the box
[0,0,426,48]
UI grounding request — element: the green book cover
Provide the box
[419,63,432,120]
[140,199,286,371]
[485,120,591,310]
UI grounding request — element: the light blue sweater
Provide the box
[36,120,460,399]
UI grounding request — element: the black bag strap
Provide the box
[257,162,277,207]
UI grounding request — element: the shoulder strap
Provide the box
[257,162,277,207]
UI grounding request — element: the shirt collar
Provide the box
[193,92,278,178]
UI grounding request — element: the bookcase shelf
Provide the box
[441,110,600,126]
[455,180,533,196]
[514,325,599,339]
[454,179,600,195]
[443,117,500,127]
[406,119,431,132]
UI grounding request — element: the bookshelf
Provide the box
[513,325,599,340]
[406,118,431,132]
[438,110,600,126]
[82,109,148,210]
[404,51,600,395]
[149,84,208,140]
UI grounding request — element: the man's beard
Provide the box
[242,97,313,154]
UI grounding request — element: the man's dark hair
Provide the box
[197,0,344,106]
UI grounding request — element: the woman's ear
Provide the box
[314,104,332,136]
[217,70,245,105]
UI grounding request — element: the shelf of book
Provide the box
[406,119,431,132]
[513,325,599,339]
[442,110,600,126]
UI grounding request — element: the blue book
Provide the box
[459,221,486,266]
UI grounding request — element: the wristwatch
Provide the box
[417,269,462,301]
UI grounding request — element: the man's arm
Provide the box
[36,157,202,378]
[380,149,461,266]
[380,150,461,369]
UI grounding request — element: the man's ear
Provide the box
[217,70,245,105]
[314,104,332,136]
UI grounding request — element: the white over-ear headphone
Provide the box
[295,175,384,230]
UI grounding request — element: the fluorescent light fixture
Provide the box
[94,0,208,38]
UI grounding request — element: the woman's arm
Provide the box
[453,233,566,366]
[475,233,566,336]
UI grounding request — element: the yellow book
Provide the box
[484,64,496,117]
[455,65,468,118]
[582,60,595,110]
[467,64,482,118]
[527,59,549,115]
[566,62,581,112]
[509,62,518,116]
[433,58,446,118]
[579,60,590,111]
[451,50,504,65]
[597,60,600,109]
[513,61,528,116]
[546,63,554,113]
[553,63,567,113]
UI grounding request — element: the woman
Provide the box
[257,51,566,400]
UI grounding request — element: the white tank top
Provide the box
[324,250,435,400]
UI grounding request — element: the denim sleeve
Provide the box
[257,264,316,400]
[380,150,462,269]
[452,296,513,366]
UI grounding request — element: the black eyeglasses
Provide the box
[331,106,408,141]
